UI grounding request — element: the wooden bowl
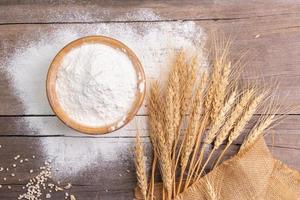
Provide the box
[46,36,146,135]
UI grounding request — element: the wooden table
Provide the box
[0,1,300,199]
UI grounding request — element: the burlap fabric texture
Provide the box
[135,137,300,200]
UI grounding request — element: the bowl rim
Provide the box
[46,35,146,135]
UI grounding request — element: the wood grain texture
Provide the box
[0,1,300,199]
[1,15,300,114]
[1,0,300,23]
[0,137,298,200]
[0,115,299,149]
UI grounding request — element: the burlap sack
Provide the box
[135,137,300,199]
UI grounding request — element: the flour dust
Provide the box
[3,10,206,178]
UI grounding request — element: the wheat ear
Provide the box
[148,82,172,199]
[229,93,265,142]
[148,82,161,152]
[180,55,198,116]
[214,92,265,167]
[149,82,172,196]
[241,114,276,150]
[165,52,182,152]
[204,90,237,145]
[213,89,255,149]
[210,61,231,122]
[240,90,283,151]
[135,131,148,200]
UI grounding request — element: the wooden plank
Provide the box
[0,136,298,200]
[1,1,300,23]
[0,185,133,200]
[0,115,299,149]
[1,16,300,115]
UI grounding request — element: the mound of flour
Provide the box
[3,10,206,178]
[56,43,138,127]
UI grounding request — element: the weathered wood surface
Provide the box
[0,137,298,199]
[1,15,300,115]
[0,115,299,149]
[0,1,300,199]
[1,0,300,23]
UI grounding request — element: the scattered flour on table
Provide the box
[56,43,137,127]
[3,10,206,178]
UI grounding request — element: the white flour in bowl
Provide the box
[55,43,138,127]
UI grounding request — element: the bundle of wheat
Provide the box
[133,36,298,200]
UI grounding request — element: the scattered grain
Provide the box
[14,155,20,160]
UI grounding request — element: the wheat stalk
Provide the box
[158,144,172,199]
[148,154,157,200]
[147,82,161,200]
[180,72,207,167]
[148,82,172,199]
[186,58,223,178]
[194,89,257,179]
[187,42,232,182]
[175,72,207,194]
[187,90,236,184]
[189,61,233,182]
[166,51,199,198]
[135,131,148,200]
